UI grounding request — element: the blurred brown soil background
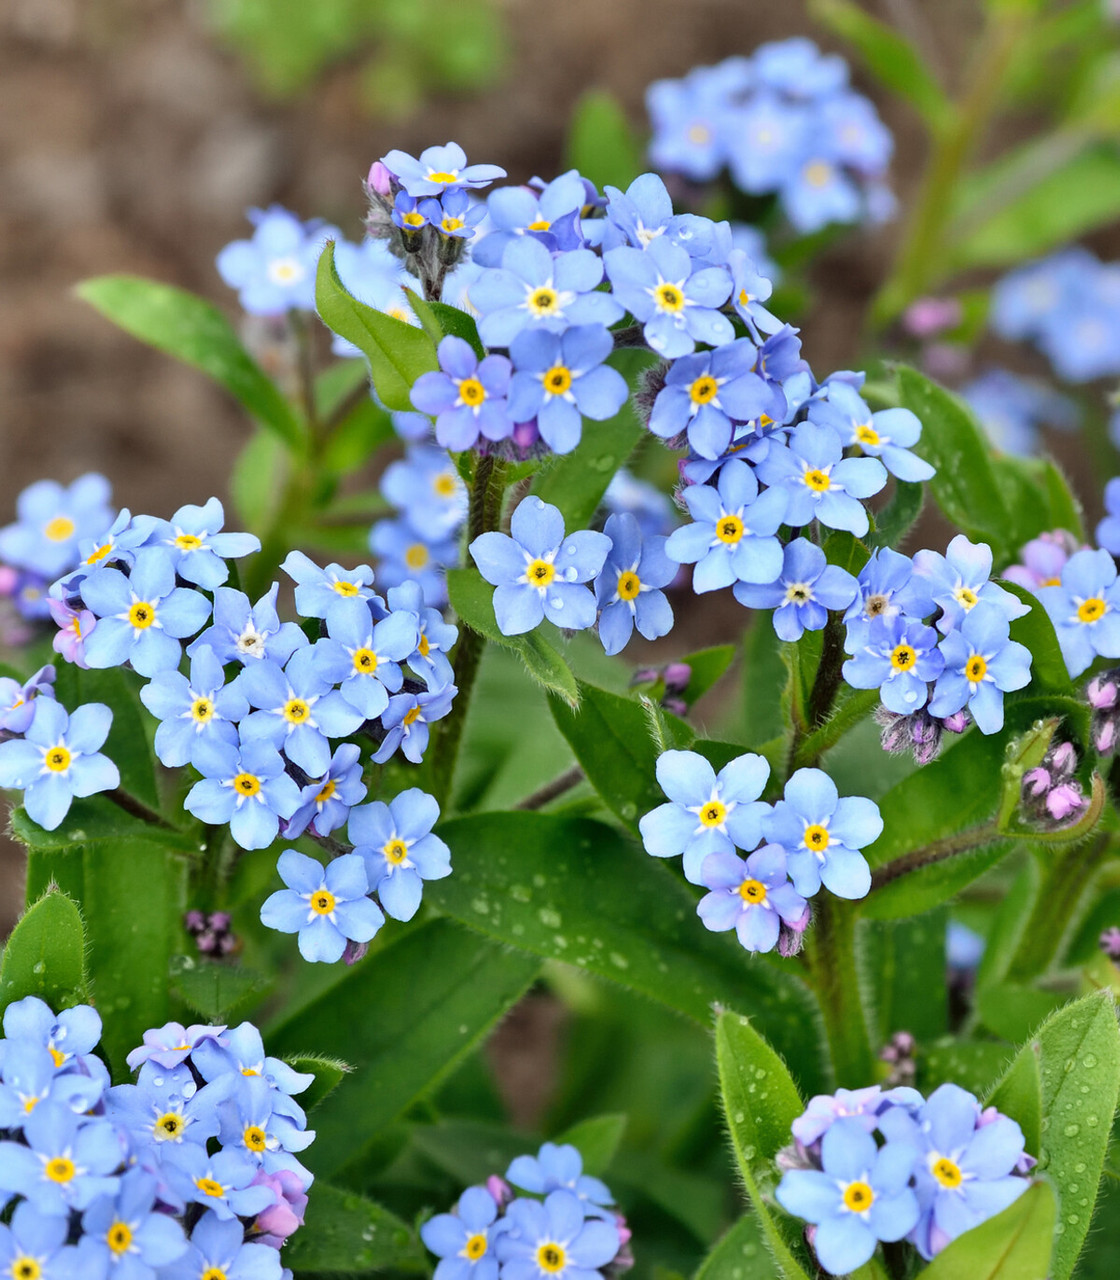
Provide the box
[0,0,998,929]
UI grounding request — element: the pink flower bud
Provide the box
[251,1169,308,1247]
[942,710,969,734]
[1045,782,1085,823]
[1087,673,1119,710]
[1021,767,1051,798]
[1094,717,1118,755]
[663,663,692,692]
[343,940,369,965]
[0,566,17,595]
[366,160,393,196]
[902,297,963,338]
[486,1175,514,1211]
[1049,741,1077,777]
[1099,927,1120,958]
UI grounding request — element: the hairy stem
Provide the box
[516,765,585,811]
[869,824,1000,890]
[106,788,173,830]
[802,897,875,1086]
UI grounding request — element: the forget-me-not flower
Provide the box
[260,850,383,964]
[420,1184,502,1280]
[734,538,859,642]
[911,535,1030,636]
[697,845,808,953]
[349,788,452,922]
[380,143,506,198]
[139,645,248,769]
[133,498,260,590]
[184,737,301,851]
[188,584,307,666]
[1038,546,1120,677]
[216,206,334,315]
[928,604,1033,734]
[495,1190,620,1280]
[0,474,114,579]
[410,337,516,451]
[808,384,934,483]
[843,614,945,715]
[595,512,675,655]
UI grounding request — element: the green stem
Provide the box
[785,613,850,779]
[802,897,875,1086]
[105,788,173,830]
[792,689,879,771]
[1005,834,1112,982]
[870,824,999,890]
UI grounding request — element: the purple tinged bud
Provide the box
[630,668,659,686]
[663,663,692,692]
[942,710,970,734]
[512,420,541,453]
[1050,741,1077,778]
[1087,672,1119,710]
[893,1030,915,1055]
[367,160,393,197]
[343,940,369,965]
[1099,927,1120,958]
[902,297,963,338]
[1046,783,1085,822]
[1095,718,1119,755]
[210,911,231,931]
[184,910,206,933]
[1022,767,1052,799]
[486,1175,514,1211]
[661,697,688,717]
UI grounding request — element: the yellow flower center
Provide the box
[129,601,156,629]
[804,160,833,187]
[283,698,311,723]
[527,218,552,231]
[536,1244,566,1274]
[310,890,336,916]
[738,288,752,306]
[655,282,685,312]
[86,542,112,565]
[738,878,767,904]
[154,1112,185,1140]
[401,211,426,228]
[804,468,831,492]
[44,516,76,542]
[528,287,560,317]
[699,800,726,828]
[48,1046,66,1068]
[403,706,423,726]
[617,571,642,601]
[804,824,830,852]
[426,170,459,184]
[418,633,431,657]
[107,1222,132,1255]
[268,259,303,284]
[464,1234,488,1261]
[1042,576,1061,587]
[174,533,203,551]
[715,515,744,544]
[544,365,573,396]
[932,1156,963,1188]
[244,1126,267,1152]
[333,580,360,597]
[191,697,213,723]
[201,1270,227,1280]
[688,123,712,144]
[890,644,916,672]
[526,558,555,587]
[316,779,336,804]
[459,377,486,407]
[1079,597,1107,623]
[954,586,979,610]
[233,773,261,797]
[441,217,465,233]
[45,1157,75,1183]
[405,543,430,570]
[384,839,409,865]
[434,472,460,497]
[13,1260,41,1280]
[353,648,378,674]
[842,1180,875,1212]
[44,746,71,774]
[854,423,880,446]
[689,375,719,405]
[966,654,987,682]
[196,1177,225,1198]
[241,1067,260,1076]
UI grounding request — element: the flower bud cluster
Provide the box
[1019,738,1088,830]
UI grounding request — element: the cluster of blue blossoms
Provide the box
[646,41,895,233]
[776,1082,1033,1274]
[0,479,457,964]
[639,749,882,953]
[0,997,313,1279]
[420,1141,631,1280]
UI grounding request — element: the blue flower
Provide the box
[808,383,935,483]
[281,551,381,625]
[160,1144,275,1221]
[160,1211,283,1280]
[755,37,849,97]
[1038,546,1120,677]
[0,698,119,831]
[410,337,516,451]
[0,664,56,735]
[381,447,467,541]
[792,1085,921,1147]
[495,1191,620,1280]
[843,615,945,715]
[2,995,102,1068]
[73,1167,188,1278]
[421,188,488,241]
[311,599,419,720]
[236,647,367,777]
[184,737,302,851]
[604,236,733,358]
[79,548,211,677]
[911,535,1031,635]
[1098,476,1120,557]
[260,850,383,963]
[380,142,506,198]
[473,169,588,268]
[285,743,367,839]
[216,206,335,315]
[755,421,887,535]
[927,604,1032,733]
[188,584,308,666]
[602,470,674,539]
[469,497,610,636]
[649,341,778,460]
[349,788,452,922]
[372,682,457,765]
[391,191,429,235]
[104,1059,224,1151]
[133,497,261,590]
[0,1103,121,1214]
[139,645,248,768]
[0,1201,77,1280]
[764,768,882,899]
[594,512,675,656]
[639,748,770,884]
[216,1074,314,1173]
[387,580,459,687]
[843,548,935,626]
[960,368,1078,456]
[665,461,786,595]
[602,173,716,257]
[734,538,859,642]
[780,157,862,235]
[776,1118,920,1276]
[0,474,114,579]
[190,1021,312,1102]
[124,1022,227,1072]
[725,95,809,195]
[471,240,624,348]
[646,62,751,181]
[506,1143,614,1211]
[508,326,628,455]
[421,1185,502,1280]
[697,845,808,953]
[727,247,784,340]
[63,507,150,589]
[369,519,458,607]
[0,1039,103,1130]
[878,1084,1028,1261]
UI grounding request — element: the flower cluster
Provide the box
[0,996,312,1280]
[960,368,1079,456]
[420,1141,630,1280]
[217,205,340,316]
[639,748,882,952]
[776,1082,1033,1274]
[1019,737,1088,829]
[646,41,895,233]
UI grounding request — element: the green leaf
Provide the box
[76,275,305,451]
[676,645,736,707]
[865,909,948,1043]
[808,0,952,129]
[530,349,654,530]
[919,1040,1014,1098]
[917,1182,1055,1279]
[715,1012,812,1280]
[169,956,270,1022]
[991,453,1086,548]
[407,292,485,357]
[0,888,86,1016]
[267,920,540,1178]
[565,90,643,192]
[281,1183,425,1274]
[320,392,395,476]
[315,240,438,412]
[555,1113,626,1176]
[693,1213,779,1280]
[867,479,925,551]
[978,982,1065,1043]
[9,796,195,853]
[446,567,580,707]
[429,812,824,1097]
[986,1039,1042,1155]
[742,621,787,743]
[231,426,287,530]
[1004,585,1075,696]
[284,1054,351,1112]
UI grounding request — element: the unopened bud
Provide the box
[366,160,393,197]
[663,662,691,693]
[1095,717,1119,755]
[1087,671,1120,710]
[942,710,969,734]
[343,940,369,965]
[1046,782,1086,822]
[486,1176,514,1212]
[1100,927,1120,959]
[1022,766,1051,798]
[1049,741,1077,778]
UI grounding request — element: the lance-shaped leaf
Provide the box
[0,888,86,1016]
[918,1182,1055,1279]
